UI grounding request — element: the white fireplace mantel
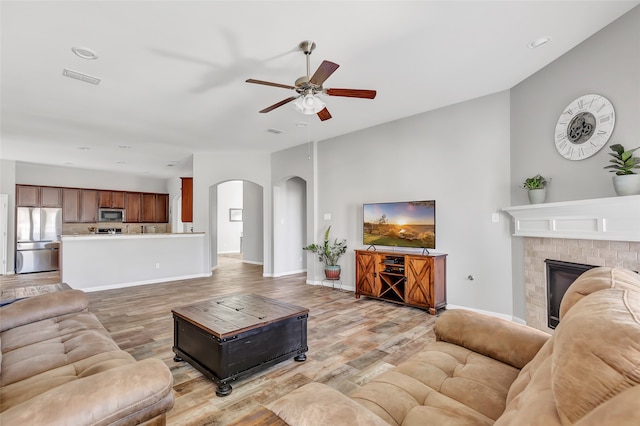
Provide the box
[503,195,640,242]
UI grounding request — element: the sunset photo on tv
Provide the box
[363,200,436,249]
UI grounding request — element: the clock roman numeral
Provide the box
[563,108,573,116]
[577,99,584,109]
[599,114,612,123]
[558,140,568,151]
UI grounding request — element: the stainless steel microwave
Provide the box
[98,208,125,222]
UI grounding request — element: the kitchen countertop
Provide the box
[61,232,204,240]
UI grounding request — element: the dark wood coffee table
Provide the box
[172,293,309,396]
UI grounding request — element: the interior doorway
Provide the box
[272,176,307,277]
[209,180,263,272]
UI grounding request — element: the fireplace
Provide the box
[545,259,596,329]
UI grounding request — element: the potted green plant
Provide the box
[303,226,347,280]
[522,174,549,204]
[604,144,640,196]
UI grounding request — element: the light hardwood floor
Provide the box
[1,258,437,425]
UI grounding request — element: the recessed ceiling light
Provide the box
[118,145,132,149]
[116,161,126,165]
[296,122,308,128]
[71,46,98,60]
[528,37,551,49]
[77,146,91,150]
[64,162,73,165]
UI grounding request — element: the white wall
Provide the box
[15,162,168,193]
[509,6,640,320]
[271,142,316,278]
[217,180,243,253]
[309,91,513,315]
[192,151,271,274]
[0,160,16,273]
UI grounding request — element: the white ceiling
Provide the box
[1,1,638,178]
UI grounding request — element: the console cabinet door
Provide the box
[355,251,379,297]
[405,256,433,309]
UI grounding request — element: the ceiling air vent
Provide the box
[62,68,101,85]
[267,128,283,134]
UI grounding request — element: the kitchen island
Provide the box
[60,233,209,291]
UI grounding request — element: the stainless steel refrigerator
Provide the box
[16,207,62,273]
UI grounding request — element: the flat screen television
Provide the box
[363,200,436,250]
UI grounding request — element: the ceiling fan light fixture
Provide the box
[292,94,326,115]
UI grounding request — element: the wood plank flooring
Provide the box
[0,258,437,425]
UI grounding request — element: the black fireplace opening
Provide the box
[545,259,596,329]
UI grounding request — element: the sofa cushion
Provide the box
[553,287,640,424]
[349,341,520,425]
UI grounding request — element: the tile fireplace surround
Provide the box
[504,195,640,332]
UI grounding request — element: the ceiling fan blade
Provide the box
[325,88,377,99]
[259,96,299,113]
[246,79,296,90]
[317,107,332,121]
[310,61,340,86]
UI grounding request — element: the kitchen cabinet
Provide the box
[80,190,98,223]
[16,185,40,207]
[181,177,193,223]
[156,194,169,223]
[99,191,125,208]
[40,187,63,208]
[141,193,156,223]
[63,189,98,223]
[63,188,80,222]
[125,193,142,223]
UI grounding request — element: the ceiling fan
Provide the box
[246,40,376,121]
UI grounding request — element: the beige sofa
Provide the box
[246,266,640,425]
[0,289,174,425]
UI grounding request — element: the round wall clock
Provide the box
[554,94,615,160]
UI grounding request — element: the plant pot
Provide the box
[324,265,341,280]
[612,174,640,196]
[528,188,546,204]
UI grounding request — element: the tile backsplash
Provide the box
[63,222,170,235]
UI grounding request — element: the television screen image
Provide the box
[363,200,436,249]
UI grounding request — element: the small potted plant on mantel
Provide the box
[604,143,640,196]
[303,226,347,280]
[523,174,549,204]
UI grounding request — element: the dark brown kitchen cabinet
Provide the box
[40,187,62,208]
[125,193,141,223]
[155,194,169,223]
[16,185,40,207]
[63,188,80,222]
[141,193,156,223]
[111,191,125,208]
[181,177,193,223]
[80,190,98,222]
[98,191,126,209]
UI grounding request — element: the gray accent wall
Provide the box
[309,91,514,315]
[509,6,640,320]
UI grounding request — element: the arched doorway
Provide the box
[209,180,264,272]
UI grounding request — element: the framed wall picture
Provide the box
[229,208,243,222]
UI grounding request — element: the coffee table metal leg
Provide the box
[294,354,307,362]
[173,355,183,362]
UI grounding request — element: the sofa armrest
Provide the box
[0,290,89,332]
[1,358,174,426]
[435,309,549,369]
[267,382,388,426]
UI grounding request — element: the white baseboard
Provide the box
[78,272,212,293]
[446,304,519,323]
